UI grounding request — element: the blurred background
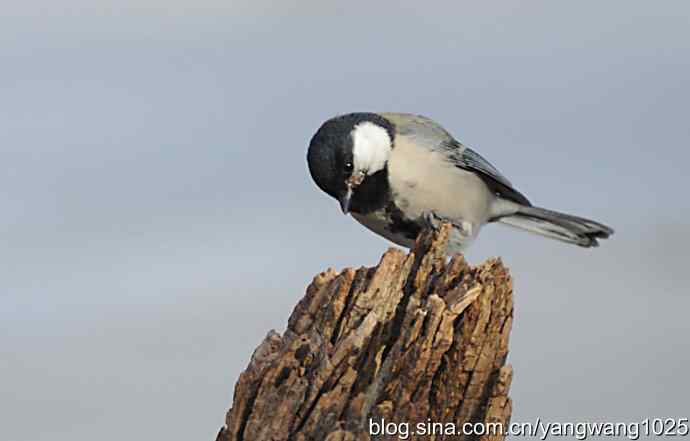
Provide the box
[2,1,689,440]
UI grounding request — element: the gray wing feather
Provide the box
[458,146,513,189]
[450,141,531,206]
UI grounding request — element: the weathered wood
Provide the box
[216,224,514,441]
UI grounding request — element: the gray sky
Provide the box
[2,2,689,440]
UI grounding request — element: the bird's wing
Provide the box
[382,113,531,206]
[446,141,531,206]
[447,141,531,206]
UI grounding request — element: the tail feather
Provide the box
[497,206,613,248]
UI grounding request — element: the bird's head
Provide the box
[307,113,395,214]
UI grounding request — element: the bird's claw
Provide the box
[423,211,444,230]
[422,212,474,239]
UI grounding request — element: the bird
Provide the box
[306,112,613,253]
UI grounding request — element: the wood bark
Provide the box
[216,224,514,441]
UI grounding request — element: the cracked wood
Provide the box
[216,224,514,441]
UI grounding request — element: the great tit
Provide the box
[306,112,613,253]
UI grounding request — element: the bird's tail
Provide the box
[497,206,613,247]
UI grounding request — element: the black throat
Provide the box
[349,167,423,241]
[349,168,390,215]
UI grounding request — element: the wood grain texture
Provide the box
[216,224,514,441]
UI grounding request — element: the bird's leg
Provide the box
[423,212,474,239]
[422,211,444,230]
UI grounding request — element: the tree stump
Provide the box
[216,224,514,441]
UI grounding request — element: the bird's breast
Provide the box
[387,135,494,226]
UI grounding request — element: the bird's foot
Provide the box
[423,211,444,230]
[422,212,474,239]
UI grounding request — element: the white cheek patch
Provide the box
[351,121,392,175]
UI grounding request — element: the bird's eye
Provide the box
[343,162,354,173]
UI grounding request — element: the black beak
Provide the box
[339,186,353,214]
